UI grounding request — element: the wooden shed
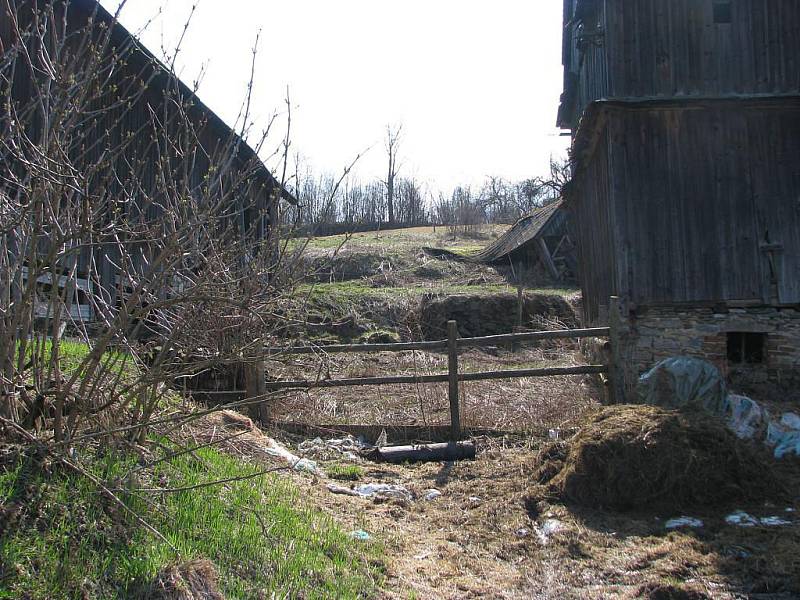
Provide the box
[471,200,577,282]
[1,0,293,324]
[559,0,800,398]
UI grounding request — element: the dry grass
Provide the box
[289,440,800,599]
[145,560,225,600]
[269,344,602,433]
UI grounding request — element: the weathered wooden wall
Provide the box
[575,99,800,321]
[1,0,281,299]
[560,0,800,128]
[571,127,617,324]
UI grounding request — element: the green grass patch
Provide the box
[325,464,364,481]
[0,445,381,599]
[15,338,135,381]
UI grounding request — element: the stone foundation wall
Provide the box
[619,305,800,402]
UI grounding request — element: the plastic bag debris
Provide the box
[759,516,792,526]
[724,394,769,440]
[534,519,564,544]
[725,511,791,527]
[298,435,368,462]
[423,489,442,501]
[725,511,759,527]
[637,357,727,415]
[327,482,412,502]
[350,529,370,541]
[665,517,704,530]
[263,439,320,474]
[766,412,800,459]
[326,483,360,496]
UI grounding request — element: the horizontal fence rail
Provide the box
[263,327,611,356]
[225,321,617,441]
[261,364,608,390]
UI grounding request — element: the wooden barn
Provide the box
[1,0,293,325]
[559,0,800,398]
[471,200,577,282]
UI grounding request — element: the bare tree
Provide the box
[382,124,402,226]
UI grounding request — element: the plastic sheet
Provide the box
[637,357,727,415]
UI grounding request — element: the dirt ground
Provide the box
[288,438,800,600]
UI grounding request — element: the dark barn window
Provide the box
[727,332,767,364]
[713,1,733,24]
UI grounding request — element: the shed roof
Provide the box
[471,200,564,264]
[62,0,296,203]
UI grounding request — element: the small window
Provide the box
[713,1,732,24]
[727,332,766,364]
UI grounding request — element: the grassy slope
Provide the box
[0,446,381,599]
[1,341,381,599]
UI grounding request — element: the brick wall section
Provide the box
[618,306,800,401]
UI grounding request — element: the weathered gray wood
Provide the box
[447,320,461,440]
[537,237,561,280]
[264,339,447,355]
[265,327,610,357]
[607,296,625,405]
[260,364,608,391]
[457,327,610,348]
[376,441,476,463]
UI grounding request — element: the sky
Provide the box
[100,0,569,195]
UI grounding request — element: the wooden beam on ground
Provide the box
[375,441,476,463]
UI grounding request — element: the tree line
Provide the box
[284,156,570,236]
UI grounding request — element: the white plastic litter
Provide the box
[725,511,759,527]
[326,483,360,496]
[468,496,482,507]
[724,394,769,440]
[534,519,565,544]
[423,489,442,501]
[759,516,792,526]
[354,483,413,502]
[298,435,368,462]
[263,439,320,474]
[766,412,800,459]
[665,517,704,530]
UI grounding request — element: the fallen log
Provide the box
[373,441,476,463]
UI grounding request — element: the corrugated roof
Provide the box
[471,200,564,264]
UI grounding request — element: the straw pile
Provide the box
[536,404,780,511]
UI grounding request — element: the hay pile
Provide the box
[536,405,781,512]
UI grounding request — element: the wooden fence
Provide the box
[243,316,620,440]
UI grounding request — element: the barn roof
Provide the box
[472,200,564,264]
[69,0,296,203]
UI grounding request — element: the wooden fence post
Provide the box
[608,296,625,405]
[246,345,268,424]
[447,320,461,440]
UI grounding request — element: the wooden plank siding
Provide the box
[1,0,289,308]
[560,0,800,129]
[570,127,617,325]
[573,99,800,317]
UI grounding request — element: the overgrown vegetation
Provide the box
[0,444,381,599]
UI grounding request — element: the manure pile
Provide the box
[535,404,782,512]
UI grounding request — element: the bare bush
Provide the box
[0,0,303,444]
